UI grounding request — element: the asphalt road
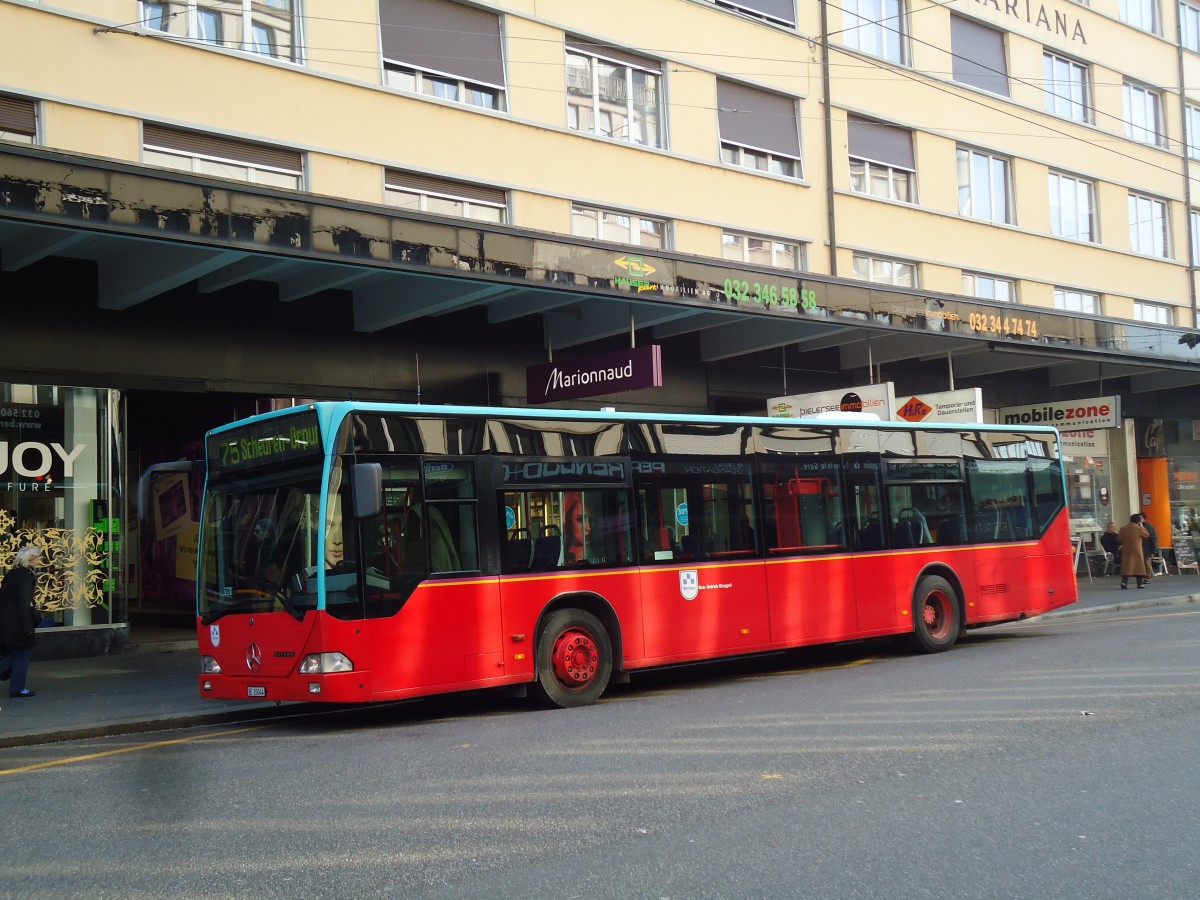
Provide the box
[1,605,1197,899]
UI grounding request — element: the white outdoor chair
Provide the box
[1101,552,1117,577]
[1149,554,1169,577]
[1174,555,1198,575]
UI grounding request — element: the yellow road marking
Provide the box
[806,656,877,672]
[0,725,265,777]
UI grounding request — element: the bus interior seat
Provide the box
[530,535,562,570]
[893,508,931,547]
[503,537,532,572]
[892,518,922,548]
[936,515,966,545]
[679,534,704,559]
[858,519,884,550]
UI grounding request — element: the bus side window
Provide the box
[761,461,843,554]
[842,459,883,551]
[422,460,479,574]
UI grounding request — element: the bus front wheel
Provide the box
[531,609,612,709]
[908,575,961,653]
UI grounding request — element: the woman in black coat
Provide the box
[0,544,42,698]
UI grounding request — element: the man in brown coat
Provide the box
[1118,514,1149,589]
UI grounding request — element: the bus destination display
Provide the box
[208,410,323,475]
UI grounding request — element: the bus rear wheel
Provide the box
[531,609,612,709]
[908,575,961,653]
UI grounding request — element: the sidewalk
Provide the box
[1,575,1197,749]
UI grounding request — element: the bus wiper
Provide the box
[201,598,254,626]
[276,590,305,622]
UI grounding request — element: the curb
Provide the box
[122,640,199,655]
[0,703,295,751]
[1041,593,1200,620]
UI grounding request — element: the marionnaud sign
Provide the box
[768,383,895,419]
[998,395,1121,431]
[893,388,984,424]
[527,344,662,404]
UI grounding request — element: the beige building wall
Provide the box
[1,0,1196,326]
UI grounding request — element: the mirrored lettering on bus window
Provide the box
[500,487,633,572]
[633,456,756,563]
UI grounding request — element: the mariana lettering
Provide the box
[975,0,1086,43]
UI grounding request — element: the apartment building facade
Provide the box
[2,0,1199,644]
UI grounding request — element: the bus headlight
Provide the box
[298,652,354,674]
[200,656,222,674]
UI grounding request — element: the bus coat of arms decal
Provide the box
[679,569,699,601]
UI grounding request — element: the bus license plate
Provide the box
[247,686,267,698]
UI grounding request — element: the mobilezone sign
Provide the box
[998,396,1121,430]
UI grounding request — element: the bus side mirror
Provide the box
[351,463,383,519]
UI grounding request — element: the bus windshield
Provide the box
[198,469,328,623]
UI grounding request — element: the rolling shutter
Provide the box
[385,169,506,206]
[0,95,36,136]
[717,80,801,158]
[950,15,1010,98]
[718,0,796,26]
[143,124,302,173]
[379,0,505,89]
[847,115,914,170]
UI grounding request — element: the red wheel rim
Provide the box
[923,590,950,640]
[550,628,599,688]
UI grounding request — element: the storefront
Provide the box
[1,384,122,648]
[1165,421,1200,536]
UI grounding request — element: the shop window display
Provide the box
[0,385,119,626]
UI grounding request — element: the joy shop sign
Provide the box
[0,403,86,488]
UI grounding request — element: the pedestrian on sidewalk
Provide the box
[1118,515,1149,590]
[0,544,43,697]
[1140,512,1159,579]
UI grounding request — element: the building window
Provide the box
[701,0,797,26]
[567,43,663,148]
[384,170,507,223]
[571,204,667,249]
[852,252,917,286]
[1043,51,1091,123]
[963,273,1015,302]
[1054,288,1099,314]
[717,80,802,179]
[142,124,303,190]
[1124,83,1164,146]
[0,94,36,144]
[847,116,915,202]
[380,0,505,111]
[957,147,1012,224]
[1134,300,1173,324]
[1184,0,1200,50]
[140,1,300,62]
[1192,208,1200,262]
[1119,0,1160,32]
[1049,172,1096,242]
[950,16,1009,97]
[842,0,907,64]
[1129,193,1170,257]
[722,231,805,270]
[1186,105,1200,159]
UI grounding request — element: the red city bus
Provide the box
[197,402,1077,708]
